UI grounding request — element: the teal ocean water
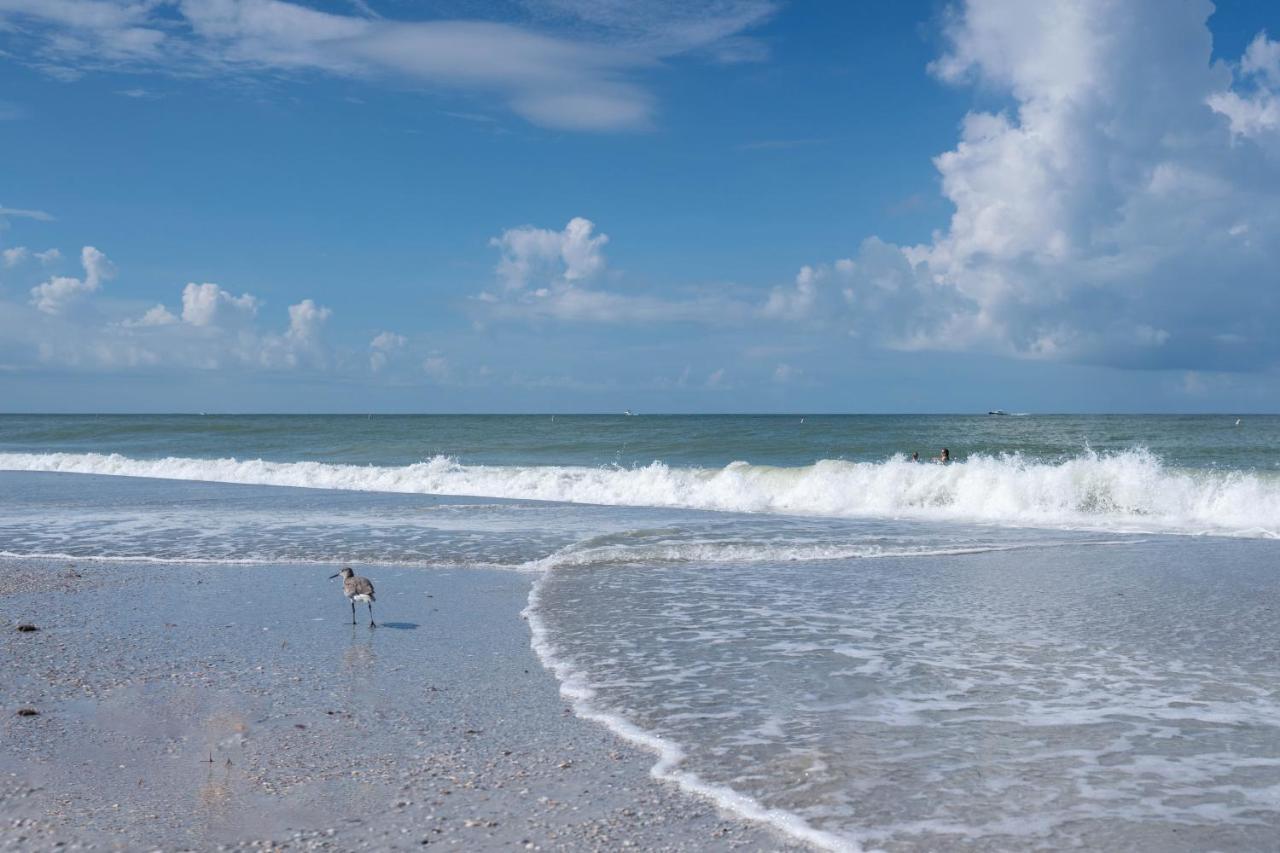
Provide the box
[1,412,1276,469]
[2,414,1279,849]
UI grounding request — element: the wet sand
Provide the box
[0,559,803,851]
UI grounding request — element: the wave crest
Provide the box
[0,449,1276,537]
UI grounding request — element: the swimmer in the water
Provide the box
[936,448,950,463]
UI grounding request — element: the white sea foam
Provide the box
[517,537,1133,572]
[1,449,1277,537]
[523,573,864,853]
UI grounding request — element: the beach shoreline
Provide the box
[0,557,803,851]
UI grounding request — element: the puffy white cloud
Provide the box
[285,298,331,344]
[2,244,339,373]
[122,303,179,326]
[0,0,772,131]
[180,282,259,326]
[482,215,754,325]
[29,245,113,314]
[2,246,27,267]
[1207,33,1280,139]
[754,0,1280,372]
[370,331,406,350]
[491,217,609,290]
[34,248,60,264]
[369,330,406,371]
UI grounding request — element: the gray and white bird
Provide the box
[328,566,376,627]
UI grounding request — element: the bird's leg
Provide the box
[368,601,376,628]
[351,599,356,625]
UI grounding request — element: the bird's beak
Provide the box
[328,573,339,579]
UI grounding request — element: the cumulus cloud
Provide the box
[490,216,609,290]
[123,304,179,327]
[2,246,27,267]
[1208,32,1280,139]
[285,298,330,344]
[0,0,773,131]
[29,246,113,314]
[181,282,259,326]
[2,245,337,373]
[482,216,754,325]
[755,1,1280,372]
[369,330,406,371]
[34,248,60,264]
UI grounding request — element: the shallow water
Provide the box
[2,414,1279,850]
[535,538,1280,850]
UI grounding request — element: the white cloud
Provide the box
[0,204,53,223]
[180,282,259,326]
[34,248,60,264]
[285,298,331,344]
[125,304,179,327]
[482,215,755,325]
[748,1,1280,372]
[29,245,113,314]
[491,216,609,290]
[762,263,829,321]
[1207,33,1280,139]
[2,246,27,267]
[370,330,406,350]
[0,0,773,131]
[369,330,406,371]
[3,244,339,373]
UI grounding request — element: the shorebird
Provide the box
[329,567,376,627]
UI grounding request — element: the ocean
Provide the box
[3,414,1279,850]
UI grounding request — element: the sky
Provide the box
[1,0,1279,413]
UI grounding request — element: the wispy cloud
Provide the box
[114,87,159,99]
[0,204,54,223]
[0,0,776,131]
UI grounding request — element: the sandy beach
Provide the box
[0,557,801,851]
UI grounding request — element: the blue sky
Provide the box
[1,0,1279,413]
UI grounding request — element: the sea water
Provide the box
[2,414,1279,850]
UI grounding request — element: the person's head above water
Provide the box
[940,448,950,462]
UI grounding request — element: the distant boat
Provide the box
[623,410,636,416]
[1236,418,1242,426]
[988,410,1008,416]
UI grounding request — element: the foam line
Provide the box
[1,449,1276,537]
[523,573,865,852]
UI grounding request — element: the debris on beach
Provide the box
[16,708,39,717]
[16,623,39,632]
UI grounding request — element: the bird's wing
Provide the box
[356,577,375,599]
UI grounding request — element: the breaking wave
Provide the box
[1,449,1277,538]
